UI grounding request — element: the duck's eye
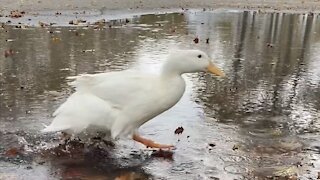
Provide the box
[197,54,202,58]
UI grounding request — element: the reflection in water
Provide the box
[0,11,320,179]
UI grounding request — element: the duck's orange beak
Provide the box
[207,62,225,77]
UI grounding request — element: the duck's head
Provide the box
[163,49,225,77]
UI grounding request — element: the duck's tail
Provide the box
[41,123,71,133]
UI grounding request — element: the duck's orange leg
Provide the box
[133,133,174,149]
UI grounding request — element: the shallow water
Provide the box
[0,10,320,179]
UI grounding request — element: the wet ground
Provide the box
[0,9,320,179]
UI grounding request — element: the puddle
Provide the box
[1,10,320,179]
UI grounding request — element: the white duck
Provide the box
[42,50,224,148]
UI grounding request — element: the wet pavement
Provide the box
[0,10,320,179]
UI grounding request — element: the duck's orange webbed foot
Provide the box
[133,133,174,149]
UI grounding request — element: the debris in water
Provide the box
[93,19,106,25]
[125,18,130,23]
[174,126,184,134]
[193,37,199,44]
[266,43,273,48]
[273,166,298,178]
[4,49,14,57]
[82,49,95,53]
[69,19,86,25]
[9,10,25,18]
[209,143,216,147]
[318,172,320,179]
[151,149,174,159]
[69,20,77,25]
[52,37,60,42]
[14,25,27,29]
[5,147,21,157]
[206,38,209,44]
[232,144,240,151]
[39,21,49,27]
[115,172,146,180]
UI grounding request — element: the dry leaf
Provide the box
[151,149,173,159]
[193,37,199,44]
[9,10,25,18]
[174,126,184,134]
[4,49,14,57]
[39,21,49,27]
[5,147,20,157]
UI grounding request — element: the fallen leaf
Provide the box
[5,147,20,157]
[232,144,240,151]
[4,49,14,57]
[9,10,24,18]
[115,172,145,180]
[151,149,173,159]
[273,166,298,177]
[39,21,49,27]
[93,19,106,25]
[266,43,273,48]
[52,37,60,42]
[193,37,199,44]
[174,126,184,134]
[69,20,78,25]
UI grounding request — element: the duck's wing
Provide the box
[68,71,158,108]
[43,71,158,135]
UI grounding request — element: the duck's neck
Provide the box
[161,62,182,77]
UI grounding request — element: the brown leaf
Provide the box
[52,37,60,42]
[266,43,273,48]
[93,19,106,25]
[174,126,184,134]
[4,49,14,57]
[151,149,173,160]
[193,37,199,44]
[5,147,20,157]
[39,21,49,28]
[9,10,24,18]
[232,144,240,151]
